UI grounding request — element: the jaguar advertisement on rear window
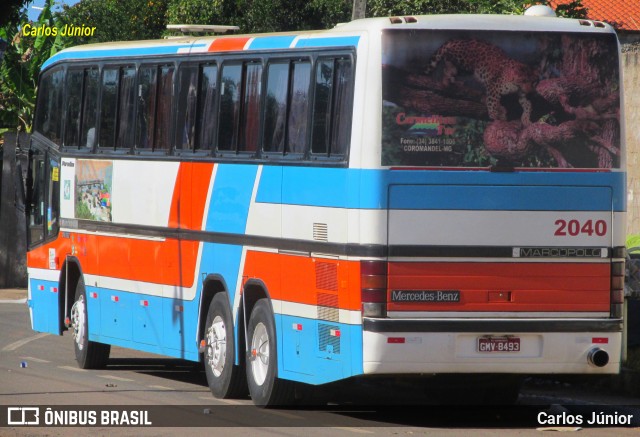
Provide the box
[381,29,621,168]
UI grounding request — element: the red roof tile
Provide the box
[549,0,640,31]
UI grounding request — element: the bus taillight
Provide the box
[361,260,387,317]
[610,261,624,318]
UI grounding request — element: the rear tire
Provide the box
[71,277,110,369]
[246,299,295,407]
[203,292,247,398]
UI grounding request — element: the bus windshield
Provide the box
[381,30,621,169]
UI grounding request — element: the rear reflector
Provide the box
[611,261,624,318]
[361,260,387,317]
[611,261,624,304]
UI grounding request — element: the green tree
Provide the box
[57,0,169,44]
[233,0,351,33]
[554,1,588,19]
[166,0,227,26]
[0,0,71,132]
[366,0,587,17]
[366,0,524,16]
[1,0,29,28]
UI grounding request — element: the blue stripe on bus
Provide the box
[199,164,259,364]
[388,185,613,211]
[205,164,259,234]
[294,36,360,48]
[257,165,282,202]
[256,168,626,211]
[248,35,297,50]
[41,44,208,70]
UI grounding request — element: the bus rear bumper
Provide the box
[362,318,622,375]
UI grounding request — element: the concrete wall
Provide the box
[622,35,640,235]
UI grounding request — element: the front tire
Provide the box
[203,292,247,398]
[70,277,110,369]
[246,299,294,407]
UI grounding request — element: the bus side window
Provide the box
[218,64,242,152]
[311,60,332,155]
[116,67,136,150]
[155,65,174,151]
[263,62,289,153]
[263,60,311,156]
[136,66,158,149]
[311,57,353,158]
[34,68,64,145]
[197,64,218,151]
[330,58,353,156]
[288,61,311,154]
[27,149,45,246]
[239,63,262,153]
[175,64,198,151]
[64,69,83,148]
[81,69,99,150]
[99,68,119,149]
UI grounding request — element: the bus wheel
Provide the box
[203,292,247,398]
[70,277,110,369]
[246,299,294,407]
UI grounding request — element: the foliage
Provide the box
[367,0,528,16]
[58,0,169,44]
[0,0,28,28]
[366,0,587,17]
[627,235,640,253]
[233,0,351,33]
[0,0,71,132]
[166,0,227,26]
[553,1,588,19]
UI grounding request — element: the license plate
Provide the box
[477,336,520,352]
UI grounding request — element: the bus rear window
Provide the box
[381,30,621,169]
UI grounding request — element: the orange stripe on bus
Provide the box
[168,162,215,230]
[243,251,362,311]
[208,37,251,52]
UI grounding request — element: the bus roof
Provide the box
[41,14,617,71]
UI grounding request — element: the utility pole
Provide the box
[352,0,366,20]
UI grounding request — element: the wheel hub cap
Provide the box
[206,315,227,377]
[70,295,86,350]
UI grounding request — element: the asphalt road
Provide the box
[1,296,639,436]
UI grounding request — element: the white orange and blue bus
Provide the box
[26,9,626,406]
